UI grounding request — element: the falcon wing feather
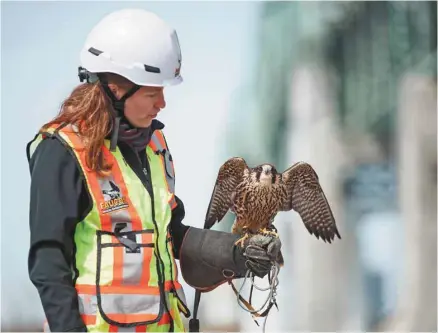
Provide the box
[280,162,341,243]
[204,157,248,229]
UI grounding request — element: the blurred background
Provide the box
[1,1,436,331]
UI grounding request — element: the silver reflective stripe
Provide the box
[78,294,98,315]
[78,292,166,319]
[175,287,187,307]
[28,135,44,160]
[71,123,79,133]
[163,151,175,193]
[118,328,137,332]
[150,133,176,195]
[103,294,161,315]
[122,237,148,284]
[78,293,161,316]
[150,133,163,151]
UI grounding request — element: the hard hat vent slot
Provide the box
[144,64,161,74]
[88,47,103,56]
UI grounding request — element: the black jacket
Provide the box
[26,123,189,332]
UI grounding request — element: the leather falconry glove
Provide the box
[243,233,282,278]
[179,227,282,291]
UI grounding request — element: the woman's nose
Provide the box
[155,90,166,109]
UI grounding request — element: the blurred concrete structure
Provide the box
[221,1,437,331]
[285,65,362,331]
[385,74,437,331]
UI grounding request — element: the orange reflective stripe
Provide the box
[58,127,113,231]
[172,280,182,290]
[148,139,158,151]
[76,282,177,295]
[164,280,178,291]
[110,313,164,323]
[77,284,158,295]
[105,312,172,331]
[109,325,118,332]
[158,311,173,325]
[168,194,177,209]
[155,131,167,151]
[113,245,124,286]
[102,146,143,231]
[81,315,97,326]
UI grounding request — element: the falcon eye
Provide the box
[256,169,262,181]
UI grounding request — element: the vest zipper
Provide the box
[118,142,174,331]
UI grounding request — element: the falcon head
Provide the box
[253,164,278,186]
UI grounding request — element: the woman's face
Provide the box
[109,83,166,128]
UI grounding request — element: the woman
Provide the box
[26,9,281,332]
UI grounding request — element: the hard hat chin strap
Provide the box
[97,74,141,152]
[77,67,142,151]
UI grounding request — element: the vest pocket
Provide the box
[95,229,165,326]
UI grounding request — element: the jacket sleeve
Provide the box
[27,136,90,332]
[169,195,189,259]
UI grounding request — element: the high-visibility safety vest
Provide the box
[27,123,191,332]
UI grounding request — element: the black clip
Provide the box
[113,100,125,113]
[155,149,166,156]
[114,223,140,253]
[188,319,199,332]
[78,66,89,83]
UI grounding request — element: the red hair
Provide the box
[41,73,133,177]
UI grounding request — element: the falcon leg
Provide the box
[258,227,279,238]
[234,226,253,248]
[267,224,278,233]
[234,232,250,248]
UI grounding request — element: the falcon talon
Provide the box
[234,232,250,248]
[257,228,279,239]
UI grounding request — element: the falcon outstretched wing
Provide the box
[280,162,341,243]
[205,157,248,229]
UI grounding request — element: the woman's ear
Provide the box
[107,83,123,99]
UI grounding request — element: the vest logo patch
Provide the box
[100,181,129,214]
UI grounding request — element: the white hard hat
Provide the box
[79,8,182,87]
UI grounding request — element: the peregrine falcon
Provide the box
[205,157,341,251]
